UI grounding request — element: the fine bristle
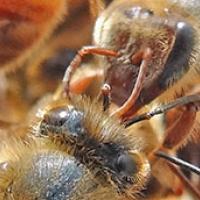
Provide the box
[181,112,200,147]
[0,137,122,200]
[71,96,151,196]
[71,95,146,152]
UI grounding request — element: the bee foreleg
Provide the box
[162,103,198,149]
[62,46,118,97]
[111,47,152,119]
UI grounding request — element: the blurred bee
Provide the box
[0,0,67,72]
[0,0,95,124]
[0,0,101,74]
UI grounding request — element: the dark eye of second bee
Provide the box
[98,143,137,177]
[43,107,68,126]
[116,154,137,176]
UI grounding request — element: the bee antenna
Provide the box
[155,150,200,176]
[124,94,200,127]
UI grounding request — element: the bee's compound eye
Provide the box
[160,20,194,89]
[116,154,137,176]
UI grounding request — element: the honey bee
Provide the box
[0,89,199,200]
[64,0,200,119]
[61,1,200,193]
[0,0,199,200]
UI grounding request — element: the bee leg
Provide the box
[111,47,152,119]
[62,46,118,97]
[167,163,200,199]
[155,151,200,175]
[155,101,200,198]
[155,149,200,198]
[162,103,199,149]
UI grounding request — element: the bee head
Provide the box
[38,98,150,198]
[94,0,195,114]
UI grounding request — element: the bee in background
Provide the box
[0,0,95,125]
[0,0,104,73]
[0,0,67,125]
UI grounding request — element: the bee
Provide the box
[64,0,200,119]
[0,0,104,73]
[0,0,199,200]
[0,76,200,200]
[0,0,94,124]
[61,1,200,192]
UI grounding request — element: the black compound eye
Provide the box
[116,154,137,176]
[160,20,194,89]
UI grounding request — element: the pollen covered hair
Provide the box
[0,137,99,200]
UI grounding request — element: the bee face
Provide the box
[93,0,198,114]
[37,98,150,198]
